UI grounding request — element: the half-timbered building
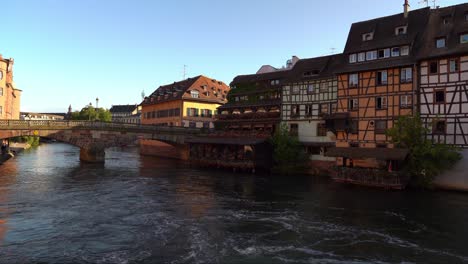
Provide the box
[282,55,341,170]
[325,5,431,188]
[418,3,468,148]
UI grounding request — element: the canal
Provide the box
[0,143,468,263]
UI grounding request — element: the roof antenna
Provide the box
[418,0,428,7]
[182,64,188,80]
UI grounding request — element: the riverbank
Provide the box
[0,142,30,165]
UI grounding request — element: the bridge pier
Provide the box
[80,147,105,163]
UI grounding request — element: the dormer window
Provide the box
[400,46,410,56]
[362,32,374,41]
[270,80,280,85]
[378,48,390,59]
[442,16,451,25]
[366,50,377,61]
[391,47,400,57]
[190,90,199,98]
[436,37,446,48]
[349,54,357,63]
[395,26,407,36]
[358,52,365,62]
[465,12,468,21]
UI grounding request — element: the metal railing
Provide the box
[0,120,202,134]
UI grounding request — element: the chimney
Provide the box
[404,0,410,18]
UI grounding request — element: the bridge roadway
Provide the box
[0,120,202,163]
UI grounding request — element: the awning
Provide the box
[186,137,267,145]
[325,147,409,161]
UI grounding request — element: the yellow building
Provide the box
[0,54,21,120]
[141,75,230,129]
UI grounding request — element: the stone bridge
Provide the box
[0,120,202,163]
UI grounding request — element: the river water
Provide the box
[0,143,468,263]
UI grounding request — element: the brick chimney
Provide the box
[404,0,410,18]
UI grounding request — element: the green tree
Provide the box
[386,114,461,188]
[270,123,308,174]
[71,105,112,122]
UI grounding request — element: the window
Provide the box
[377,48,390,59]
[290,124,299,136]
[358,52,366,62]
[349,99,358,111]
[400,95,412,108]
[349,54,357,63]
[376,96,388,110]
[189,122,196,128]
[331,103,337,113]
[395,26,407,35]
[270,80,280,85]
[0,106,2,115]
[391,47,400,57]
[433,120,446,134]
[436,37,446,48]
[307,84,315,93]
[349,120,358,134]
[400,46,410,56]
[0,87,3,96]
[430,61,438,74]
[366,50,377,61]
[320,103,329,114]
[320,82,328,92]
[291,105,300,117]
[465,13,468,21]
[362,32,374,41]
[306,105,313,116]
[435,90,445,104]
[401,67,412,83]
[0,71,3,80]
[349,73,359,87]
[449,59,459,73]
[377,70,388,85]
[375,120,387,134]
[460,34,468,44]
[317,123,327,137]
[291,85,300,95]
[190,90,199,98]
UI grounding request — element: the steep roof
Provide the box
[338,7,431,73]
[287,54,343,82]
[110,104,138,113]
[418,3,468,60]
[231,69,291,85]
[141,75,230,106]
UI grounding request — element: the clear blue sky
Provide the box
[2,0,465,112]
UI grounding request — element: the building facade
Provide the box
[282,55,341,169]
[324,6,431,187]
[110,104,141,124]
[0,55,21,120]
[418,3,468,147]
[141,75,229,129]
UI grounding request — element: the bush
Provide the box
[270,123,308,174]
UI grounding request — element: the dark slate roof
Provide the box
[287,54,343,82]
[231,69,291,86]
[141,75,229,105]
[110,104,138,113]
[338,7,431,73]
[418,3,468,60]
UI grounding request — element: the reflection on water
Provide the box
[0,143,468,263]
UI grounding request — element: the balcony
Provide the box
[216,112,280,121]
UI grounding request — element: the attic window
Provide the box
[436,37,446,48]
[461,33,468,44]
[190,90,199,98]
[304,70,320,76]
[349,54,357,63]
[465,12,468,21]
[395,26,407,36]
[362,32,374,41]
[442,16,451,25]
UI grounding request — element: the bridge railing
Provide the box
[0,120,202,134]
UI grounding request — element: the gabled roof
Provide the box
[231,69,291,85]
[110,104,138,113]
[141,75,230,106]
[344,7,430,54]
[418,3,468,60]
[287,54,343,82]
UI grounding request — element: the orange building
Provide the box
[325,5,431,188]
[0,54,21,120]
[141,75,229,128]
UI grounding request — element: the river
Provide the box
[0,143,468,263]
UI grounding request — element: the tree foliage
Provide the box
[71,105,112,122]
[386,114,461,188]
[270,123,308,174]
